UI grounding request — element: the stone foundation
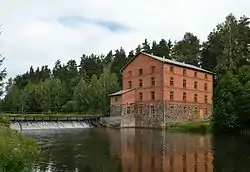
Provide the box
[110,101,212,128]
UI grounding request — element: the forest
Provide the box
[1,13,250,131]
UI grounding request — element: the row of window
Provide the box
[128,77,208,91]
[128,77,156,88]
[128,66,208,79]
[138,91,209,103]
[171,78,208,91]
[126,105,208,116]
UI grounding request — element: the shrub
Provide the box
[0,128,38,172]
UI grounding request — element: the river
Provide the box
[23,128,250,172]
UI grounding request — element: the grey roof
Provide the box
[120,52,213,74]
[109,89,134,96]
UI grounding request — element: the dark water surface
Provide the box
[24,128,250,172]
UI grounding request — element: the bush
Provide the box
[168,121,211,133]
[0,128,38,172]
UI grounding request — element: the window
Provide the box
[151,91,155,100]
[151,77,155,86]
[151,66,156,73]
[139,79,143,87]
[150,105,155,114]
[194,94,198,102]
[128,81,132,89]
[194,71,197,77]
[170,106,174,113]
[115,97,118,102]
[183,79,186,88]
[204,95,208,103]
[195,107,198,115]
[139,92,143,101]
[170,77,174,87]
[170,66,174,73]
[128,71,132,77]
[183,69,186,76]
[139,68,143,75]
[204,83,208,91]
[205,108,208,115]
[194,81,198,90]
[127,106,131,114]
[205,74,208,79]
[170,91,174,101]
[183,106,187,113]
[138,106,143,114]
[183,92,187,101]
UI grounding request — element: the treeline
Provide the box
[2,13,250,131]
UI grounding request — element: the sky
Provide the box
[0,0,250,78]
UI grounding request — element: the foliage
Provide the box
[168,121,211,133]
[0,128,38,172]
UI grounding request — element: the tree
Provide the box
[172,32,200,66]
[141,39,151,53]
[36,78,67,113]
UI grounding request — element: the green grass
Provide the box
[167,120,212,134]
[0,116,38,172]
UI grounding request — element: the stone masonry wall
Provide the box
[110,101,212,128]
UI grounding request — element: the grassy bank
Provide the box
[0,116,38,172]
[167,121,211,134]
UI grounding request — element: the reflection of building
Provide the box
[108,129,214,172]
[109,52,213,128]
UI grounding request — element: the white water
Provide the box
[10,121,90,131]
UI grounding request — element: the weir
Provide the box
[10,121,90,131]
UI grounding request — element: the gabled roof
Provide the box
[109,89,134,96]
[120,52,213,74]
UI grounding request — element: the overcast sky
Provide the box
[0,0,250,78]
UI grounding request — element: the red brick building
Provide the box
[109,52,213,127]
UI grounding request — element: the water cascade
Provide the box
[10,121,90,131]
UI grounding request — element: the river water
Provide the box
[23,128,250,172]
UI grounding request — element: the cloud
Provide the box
[58,16,129,32]
[0,0,250,79]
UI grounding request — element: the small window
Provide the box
[183,69,186,76]
[151,77,155,86]
[194,94,198,102]
[151,66,156,73]
[138,106,143,114]
[204,83,208,91]
[150,105,155,114]
[183,106,187,113]
[115,97,118,102]
[195,107,198,115]
[194,71,197,77]
[170,77,174,87]
[128,71,132,77]
[170,106,174,113]
[151,91,155,100]
[128,81,132,89]
[183,79,186,88]
[204,95,208,103]
[194,81,198,90]
[205,108,208,115]
[127,106,131,114]
[170,66,174,73]
[139,92,143,101]
[183,92,186,101]
[170,91,174,101]
[139,69,143,75]
[139,79,143,87]
[205,74,208,79]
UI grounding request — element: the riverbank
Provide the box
[167,121,211,133]
[0,116,38,172]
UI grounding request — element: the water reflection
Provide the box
[25,128,250,172]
